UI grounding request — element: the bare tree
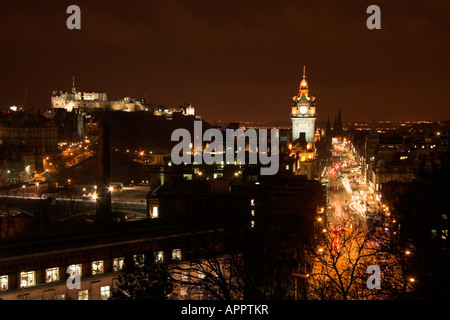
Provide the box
[301,219,410,300]
[169,235,245,300]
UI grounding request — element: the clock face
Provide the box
[300,106,307,114]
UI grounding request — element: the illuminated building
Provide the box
[51,78,197,118]
[291,66,316,146]
[289,66,319,180]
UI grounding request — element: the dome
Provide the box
[300,78,308,88]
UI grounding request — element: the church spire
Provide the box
[303,65,306,79]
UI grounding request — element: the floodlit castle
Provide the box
[51,78,145,112]
[51,78,196,117]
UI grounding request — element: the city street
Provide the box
[322,139,376,232]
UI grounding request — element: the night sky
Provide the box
[0,0,449,123]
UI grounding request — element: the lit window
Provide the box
[172,249,181,261]
[0,275,8,290]
[68,264,82,278]
[250,199,255,206]
[442,230,448,240]
[286,165,289,170]
[443,214,448,220]
[134,254,145,267]
[113,257,124,271]
[431,229,437,239]
[251,210,255,216]
[46,267,59,283]
[154,251,164,264]
[54,294,65,300]
[20,271,35,287]
[251,220,255,228]
[180,286,188,299]
[152,206,159,218]
[198,272,205,280]
[78,290,89,300]
[100,286,110,300]
[92,260,104,275]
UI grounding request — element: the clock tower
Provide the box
[291,66,316,146]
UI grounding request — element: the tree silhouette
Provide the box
[111,253,173,300]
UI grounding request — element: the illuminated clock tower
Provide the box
[291,66,316,146]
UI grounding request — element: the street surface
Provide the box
[321,139,376,234]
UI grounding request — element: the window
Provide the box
[251,209,255,216]
[152,206,159,218]
[113,257,124,271]
[0,275,8,290]
[154,251,164,264]
[172,249,181,261]
[431,229,437,239]
[46,267,59,283]
[54,294,65,300]
[443,214,448,220]
[92,260,104,275]
[442,230,448,240]
[100,286,110,300]
[134,254,145,267]
[20,271,35,287]
[250,199,255,206]
[78,290,89,300]
[180,285,188,299]
[69,264,82,277]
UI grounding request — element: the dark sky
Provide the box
[0,0,449,123]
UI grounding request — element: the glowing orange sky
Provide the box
[0,0,449,123]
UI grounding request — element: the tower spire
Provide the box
[303,65,306,79]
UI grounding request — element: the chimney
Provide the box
[95,118,112,226]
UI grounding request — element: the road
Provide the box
[322,139,375,232]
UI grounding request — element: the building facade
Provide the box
[291,66,317,146]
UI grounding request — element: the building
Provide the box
[0,222,221,300]
[291,66,317,146]
[0,109,59,185]
[51,79,198,119]
[289,66,319,179]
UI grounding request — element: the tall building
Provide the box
[291,66,317,146]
